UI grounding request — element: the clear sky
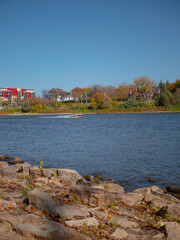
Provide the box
[0,0,180,95]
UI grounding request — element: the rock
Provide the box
[54,204,90,220]
[69,185,118,207]
[165,222,180,240]
[0,210,91,240]
[0,155,13,161]
[89,209,108,220]
[151,186,164,194]
[166,186,180,199]
[0,161,8,167]
[120,193,144,206]
[49,176,64,189]
[166,186,180,193]
[14,157,24,164]
[28,188,57,213]
[112,215,138,229]
[167,204,180,219]
[149,178,157,183]
[99,183,124,194]
[29,166,43,179]
[43,168,56,178]
[65,217,99,227]
[83,175,94,182]
[0,165,16,178]
[0,199,17,210]
[153,233,166,239]
[110,228,128,239]
[57,169,83,186]
[151,196,169,208]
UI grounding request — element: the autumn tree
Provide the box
[71,87,83,101]
[88,85,103,97]
[93,92,111,109]
[49,88,66,100]
[133,76,156,103]
[117,83,128,100]
[103,85,117,98]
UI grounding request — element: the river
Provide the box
[0,113,179,191]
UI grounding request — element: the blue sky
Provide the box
[0,0,180,96]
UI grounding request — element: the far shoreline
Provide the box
[0,110,180,116]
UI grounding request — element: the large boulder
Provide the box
[69,185,118,207]
[57,169,83,186]
[28,188,57,213]
[0,210,91,240]
[165,222,180,240]
[54,204,90,220]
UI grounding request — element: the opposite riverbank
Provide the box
[0,155,180,240]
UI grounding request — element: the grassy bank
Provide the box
[0,103,180,116]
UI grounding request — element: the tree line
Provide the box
[18,76,179,112]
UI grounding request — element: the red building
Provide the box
[0,87,35,106]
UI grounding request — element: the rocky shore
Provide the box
[0,156,180,240]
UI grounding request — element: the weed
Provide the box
[39,161,44,171]
[104,184,110,190]
[21,184,34,196]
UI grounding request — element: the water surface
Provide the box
[0,113,179,191]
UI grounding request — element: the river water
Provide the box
[0,113,179,191]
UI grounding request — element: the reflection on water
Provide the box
[0,113,179,191]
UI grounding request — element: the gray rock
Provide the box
[167,204,180,219]
[48,176,64,189]
[165,222,180,240]
[57,169,83,186]
[65,217,99,227]
[110,228,128,239]
[69,185,118,207]
[112,215,138,229]
[29,166,43,179]
[0,161,8,167]
[43,168,56,178]
[94,183,124,194]
[54,204,90,220]
[0,166,16,178]
[120,193,144,206]
[28,188,57,213]
[0,210,91,240]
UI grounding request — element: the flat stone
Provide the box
[110,228,128,239]
[120,193,144,205]
[165,222,180,240]
[57,169,83,186]
[0,166,16,178]
[28,188,57,213]
[65,217,99,227]
[0,210,91,240]
[49,176,64,188]
[112,216,138,229]
[98,183,124,194]
[69,185,118,206]
[54,204,90,220]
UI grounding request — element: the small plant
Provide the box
[21,183,34,196]
[39,161,44,171]
[104,184,110,190]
